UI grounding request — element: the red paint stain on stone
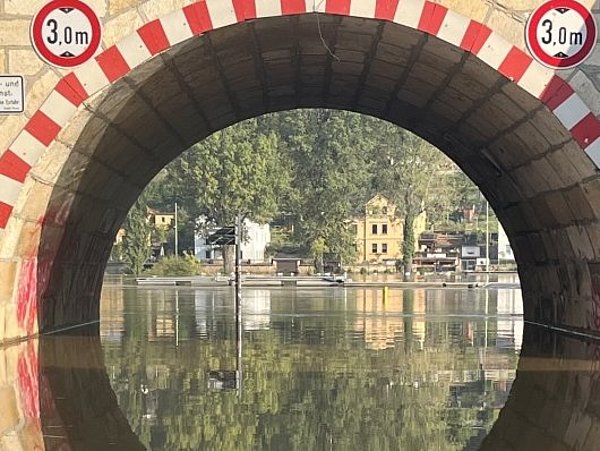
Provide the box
[16,209,65,336]
[17,258,38,336]
[17,341,40,419]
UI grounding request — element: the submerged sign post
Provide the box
[526,0,597,69]
[31,0,102,68]
[0,76,24,114]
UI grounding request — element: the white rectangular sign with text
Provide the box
[0,76,25,114]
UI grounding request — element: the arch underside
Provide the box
[3,12,598,336]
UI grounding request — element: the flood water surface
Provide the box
[99,282,523,450]
[5,280,600,450]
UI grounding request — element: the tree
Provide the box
[136,109,486,273]
[371,130,447,279]
[160,119,291,272]
[122,198,152,275]
[270,110,374,269]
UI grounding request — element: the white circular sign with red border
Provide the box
[31,0,102,68]
[526,0,597,69]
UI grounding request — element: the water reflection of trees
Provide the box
[101,287,520,450]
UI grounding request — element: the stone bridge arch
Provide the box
[1,0,600,343]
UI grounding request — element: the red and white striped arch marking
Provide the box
[1,0,598,230]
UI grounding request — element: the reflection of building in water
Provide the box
[147,290,176,341]
[100,282,125,342]
[354,289,426,350]
[194,289,221,336]
[496,289,523,351]
[241,290,271,331]
[412,290,426,348]
[194,289,271,333]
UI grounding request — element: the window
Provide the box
[372,243,378,253]
[382,224,388,234]
[382,206,388,215]
[382,243,388,254]
[205,251,211,259]
[372,224,378,235]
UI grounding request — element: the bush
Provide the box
[146,255,202,276]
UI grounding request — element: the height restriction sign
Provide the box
[526,0,597,69]
[31,0,102,68]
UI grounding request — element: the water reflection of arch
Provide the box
[40,329,144,451]
[481,326,600,450]
[3,324,600,449]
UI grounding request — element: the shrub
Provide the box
[146,255,202,276]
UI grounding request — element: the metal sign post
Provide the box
[235,214,243,398]
[235,214,242,316]
[206,220,243,396]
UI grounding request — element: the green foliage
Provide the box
[369,128,450,269]
[122,198,152,275]
[148,119,291,268]
[265,227,291,258]
[140,109,489,269]
[268,110,374,268]
[145,255,202,276]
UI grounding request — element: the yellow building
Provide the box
[351,194,426,264]
[113,208,175,246]
[148,208,175,229]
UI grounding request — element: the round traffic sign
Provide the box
[31,0,102,68]
[526,0,597,69]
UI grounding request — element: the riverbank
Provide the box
[132,274,520,289]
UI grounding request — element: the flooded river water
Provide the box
[98,279,523,450]
[6,277,600,450]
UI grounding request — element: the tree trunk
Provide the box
[402,211,416,282]
[222,245,235,274]
[314,254,324,274]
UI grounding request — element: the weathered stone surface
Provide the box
[102,9,145,47]
[24,70,60,115]
[0,261,17,305]
[3,303,24,344]
[0,386,19,436]
[485,11,527,51]
[4,0,106,16]
[108,0,139,15]
[7,49,44,77]
[30,141,73,185]
[0,117,28,159]
[139,0,196,21]
[439,0,489,23]
[0,20,30,46]
[570,70,600,116]
[0,299,5,347]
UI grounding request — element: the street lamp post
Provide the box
[174,202,179,256]
[485,200,490,275]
